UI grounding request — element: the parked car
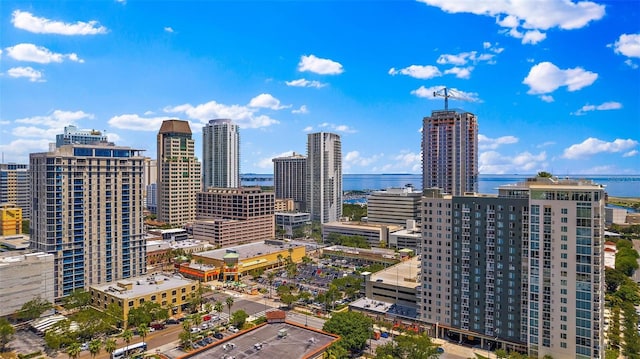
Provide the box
[190,327,201,334]
[213,332,224,339]
[166,318,180,325]
[151,323,166,330]
[228,326,239,333]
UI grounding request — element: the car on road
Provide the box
[166,318,180,325]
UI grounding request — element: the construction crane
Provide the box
[433,87,470,111]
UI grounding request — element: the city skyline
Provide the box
[1,1,639,175]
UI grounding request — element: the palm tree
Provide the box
[138,323,150,344]
[225,297,234,324]
[121,329,133,349]
[104,338,117,358]
[204,302,213,314]
[88,339,102,359]
[266,271,276,298]
[66,342,81,359]
[214,301,223,318]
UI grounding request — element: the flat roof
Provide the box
[185,322,337,359]
[370,256,420,289]
[196,241,303,261]
[323,221,403,231]
[349,297,419,320]
[90,274,195,299]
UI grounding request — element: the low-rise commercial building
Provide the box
[388,220,422,253]
[322,221,402,247]
[89,273,198,322]
[275,198,295,212]
[149,228,189,242]
[192,241,305,282]
[367,186,422,225]
[0,252,55,317]
[605,207,627,225]
[0,204,22,236]
[275,212,311,239]
[321,245,400,266]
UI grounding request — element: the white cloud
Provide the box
[611,33,640,58]
[563,137,638,159]
[418,0,605,44]
[0,138,52,161]
[479,150,547,174]
[523,61,597,95]
[11,10,108,35]
[478,134,519,150]
[285,78,327,88]
[540,95,554,102]
[302,126,313,132]
[248,93,290,110]
[255,151,296,169]
[572,101,622,115]
[537,141,556,148]
[343,151,383,170]
[164,99,279,129]
[522,30,547,44]
[624,59,639,69]
[6,43,84,64]
[388,65,441,79]
[7,66,44,82]
[108,114,174,131]
[292,105,309,114]
[315,122,356,133]
[437,52,478,65]
[298,54,343,75]
[623,150,638,157]
[15,110,94,127]
[411,85,481,103]
[444,66,474,79]
[164,27,174,33]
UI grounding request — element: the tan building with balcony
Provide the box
[89,273,198,323]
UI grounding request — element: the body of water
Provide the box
[241,174,640,198]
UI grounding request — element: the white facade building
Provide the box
[306,132,342,223]
[202,119,240,189]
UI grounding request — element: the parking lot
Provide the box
[7,329,49,357]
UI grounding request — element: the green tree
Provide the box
[325,343,349,359]
[323,311,373,354]
[138,323,150,345]
[231,310,249,328]
[121,329,133,349]
[495,349,508,358]
[63,289,91,310]
[104,338,116,357]
[127,307,152,328]
[225,297,234,323]
[266,271,276,298]
[16,296,53,321]
[0,317,15,352]
[22,219,30,234]
[214,301,224,317]
[537,171,553,178]
[66,342,82,359]
[104,302,124,328]
[88,339,101,359]
[605,268,627,293]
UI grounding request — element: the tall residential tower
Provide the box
[306,132,342,223]
[0,163,30,220]
[202,119,240,189]
[30,143,146,298]
[422,110,478,196]
[273,152,306,211]
[157,120,201,226]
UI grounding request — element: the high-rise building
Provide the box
[157,120,201,226]
[419,177,605,358]
[273,152,306,211]
[422,110,478,196]
[56,125,108,147]
[306,132,342,223]
[202,119,240,189]
[507,178,605,359]
[193,187,275,247]
[30,143,146,298]
[0,163,30,220]
[367,186,422,225]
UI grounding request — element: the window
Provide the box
[128,301,134,307]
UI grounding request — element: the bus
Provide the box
[111,342,147,359]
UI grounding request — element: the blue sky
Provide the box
[1,0,639,175]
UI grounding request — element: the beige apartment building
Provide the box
[367,187,422,225]
[157,120,201,226]
[194,187,275,246]
[30,144,146,298]
[0,252,55,316]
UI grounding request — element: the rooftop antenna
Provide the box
[433,87,470,111]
